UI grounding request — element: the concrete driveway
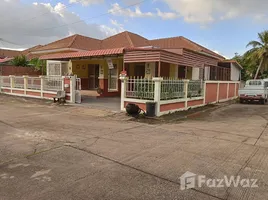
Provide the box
[0,94,268,200]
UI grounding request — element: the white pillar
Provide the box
[70,76,76,103]
[9,75,14,93]
[203,81,207,104]
[39,76,45,98]
[152,77,163,116]
[23,75,28,95]
[61,76,65,91]
[120,75,128,111]
[192,68,200,80]
[184,80,189,108]
[145,63,156,79]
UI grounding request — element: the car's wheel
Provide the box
[240,99,244,104]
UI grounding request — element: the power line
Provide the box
[0,38,24,48]
[20,0,149,36]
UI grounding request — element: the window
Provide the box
[249,81,262,86]
[48,63,61,76]
[108,64,118,91]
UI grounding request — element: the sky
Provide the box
[0,0,268,58]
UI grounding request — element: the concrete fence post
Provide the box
[61,76,65,91]
[70,76,76,103]
[39,76,45,98]
[184,80,190,108]
[203,81,207,104]
[227,82,230,100]
[23,75,28,95]
[152,77,163,117]
[9,75,15,93]
[216,82,220,102]
[119,76,128,111]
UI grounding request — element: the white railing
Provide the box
[14,76,24,89]
[188,80,203,98]
[0,76,11,87]
[0,75,77,103]
[43,76,63,91]
[161,79,185,100]
[121,77,240,117]
[27,77,41,90]
[126,78,155,100]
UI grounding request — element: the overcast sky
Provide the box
[1,0,267,58]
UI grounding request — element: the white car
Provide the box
[239,79,268,104]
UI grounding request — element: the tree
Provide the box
[11,55,28,67]
[246,30,268,79]
[28,58,46,74]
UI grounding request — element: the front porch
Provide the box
[71,58,123,98]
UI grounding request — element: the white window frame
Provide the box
[46,60,69,77]
[108,64,118,92]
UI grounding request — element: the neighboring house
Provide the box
[37,31,241,97]
[0,49,21,59]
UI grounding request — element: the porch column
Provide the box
[98,63,106,95]
[158,62,161,77]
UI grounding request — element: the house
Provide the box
[0,49,21,59]
[37,31,242,97]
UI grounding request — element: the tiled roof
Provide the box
[0,49,21,58]
[150,36,225,59]
[101,31,150,49]
[22,45,43,55]
[0,57,13,63]
[39,48,125,60]
[35,34,101,52]
[32,31,224,60]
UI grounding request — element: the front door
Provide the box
[88,64,99,89]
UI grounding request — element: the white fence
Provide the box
[120,76,240,116]
[43,76,63,91]
[161,79,185,100]
[0,75,78,103]
[126,78,155,100]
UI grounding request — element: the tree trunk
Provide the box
[254,58,264,79]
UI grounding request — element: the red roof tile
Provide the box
[0,49,21,58]
[0,57,13,63]
[150,36,224,59]
[39,48,124,60]
[101,31,150,49]
[35,34,101,52]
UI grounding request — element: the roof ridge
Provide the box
[150,36,181,41]
[180,36,202,51]
[67,34,79,48]
[180,36,224,58]
[125,32,134,47]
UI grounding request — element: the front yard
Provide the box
[0,94,268,200]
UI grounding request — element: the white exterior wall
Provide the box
[231,63,241,81]
[192,67,200,80]
[204,66,210,80]
[144,62,156,79]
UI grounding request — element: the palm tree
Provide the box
[246,31,268,79]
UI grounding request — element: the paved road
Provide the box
[0,95,268,200]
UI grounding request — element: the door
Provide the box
[88,64,95,89]
[88,64,99,89]
[94,65,99,88]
